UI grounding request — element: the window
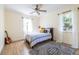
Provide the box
[23,18,33,34]
[60,11,72,32]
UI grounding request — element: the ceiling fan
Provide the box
[30,4,47,15]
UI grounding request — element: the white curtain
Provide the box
[59,11,73,44]
[23,18,33,34]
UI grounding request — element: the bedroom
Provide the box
[0,4,79,55]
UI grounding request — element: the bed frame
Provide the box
[25,28,54,48]
[42,28,53,41]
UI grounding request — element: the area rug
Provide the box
[29,42,75,55]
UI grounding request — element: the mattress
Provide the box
[25,32,52,47]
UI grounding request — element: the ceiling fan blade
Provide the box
[35,4,41,10]
[36,11,40,15]
[36,4,39,9]
[38,10,47,12]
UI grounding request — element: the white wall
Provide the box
[77,10,79,48]
[5,9,40,41]
[40,12,60,41]
[73,9,79,48]
[5,9,25,41]
[40,12,59,28]
[0,5,4,53]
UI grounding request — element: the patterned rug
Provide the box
[29,42,75,55]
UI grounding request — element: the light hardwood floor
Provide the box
[1,40,30,55]
[1,40,79,55]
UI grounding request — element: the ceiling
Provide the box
[5,4,79,16]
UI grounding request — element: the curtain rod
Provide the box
[58,10,72,15]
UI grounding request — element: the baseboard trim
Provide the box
[11,39,25,43]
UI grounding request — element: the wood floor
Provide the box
[1,40,79,55]
[1,40,31,55]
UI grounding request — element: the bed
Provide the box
[25,28,53,48]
